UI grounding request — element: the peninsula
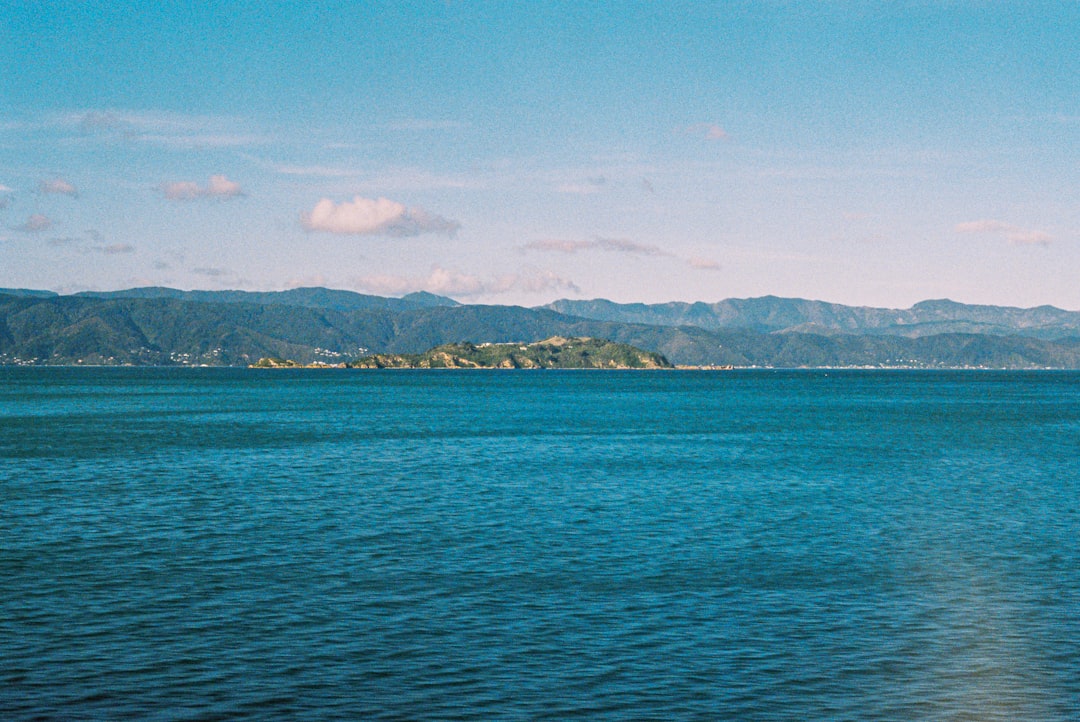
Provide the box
[346,337,671,369]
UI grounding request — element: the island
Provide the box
[252,337,672,369]
[249,358,347,369]
[350,337,672,369]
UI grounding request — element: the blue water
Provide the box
[2,368,1079,720]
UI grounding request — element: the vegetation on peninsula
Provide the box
[347,337,672,369]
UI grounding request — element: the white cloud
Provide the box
[954,219,1052,246]
[301,196,460,237]
[349,265,578,298]
[0,184,13,192]
[39,178,78,197]
[303,197,406,234]
[207,175,242,196]
[17,214,51,232]
[161,175,244,200]
[521,237,672,257]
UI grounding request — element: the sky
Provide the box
[2,1,1079,309]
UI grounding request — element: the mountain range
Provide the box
[3,287,1080,368]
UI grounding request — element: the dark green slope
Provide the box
[0,296,395,365]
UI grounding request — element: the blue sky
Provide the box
[2,1,1079,308]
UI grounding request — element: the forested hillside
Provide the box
[3,289,1080,368]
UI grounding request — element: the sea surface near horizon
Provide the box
[2,368,1079,720]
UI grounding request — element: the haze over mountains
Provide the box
[3,287,1080,368]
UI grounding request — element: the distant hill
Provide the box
[545,296,1080,339]
[72,286,459,312]
[0,288,59,299]
[3,288,1080,368]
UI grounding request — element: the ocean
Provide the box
[2,368,1079,720]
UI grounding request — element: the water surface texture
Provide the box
[2,369,1079,720]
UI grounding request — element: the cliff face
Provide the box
[349,337,672,369]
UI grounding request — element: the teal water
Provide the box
[2,368,1079,720]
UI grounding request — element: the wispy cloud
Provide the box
[955,219,1052,246]
[521,236,673,257]
[361,169,484,192]
[555,176,608,195]
[97,243,135,255]
[142,133,263,149]
[274,164,364,178]
[272,163,484,191]
[39,178,78,197]
[349,265,579,298]
[301,196,460,237]
[381,118,468,132]
[46,230,133,255]
[73,109,199,133]
[955,219,1011,234]
[161,175,244,200]
[522,235,721,272]
[680,123,729,140]
[62,110,265,148]
[16,214,51,232]
[192,266,231,277]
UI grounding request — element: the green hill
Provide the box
[349,337,672,369]
[4,288,1080,368]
